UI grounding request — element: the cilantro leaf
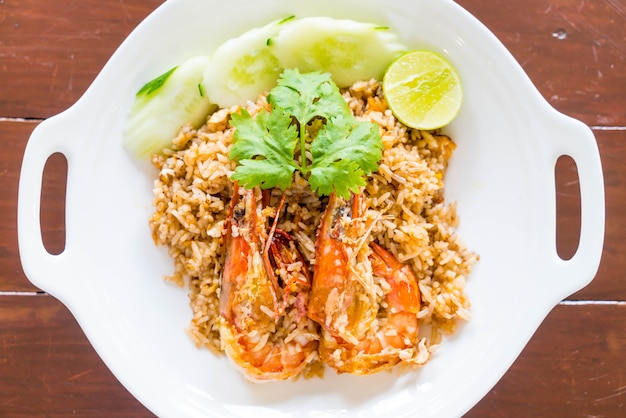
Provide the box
[229,108,299,190]
[268,69,351,126]
[309,116,383,197]
[309,160,366,198]
[311,116,382,173]
[232,158,296,190]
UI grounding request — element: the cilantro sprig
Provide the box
[229,69,383,198]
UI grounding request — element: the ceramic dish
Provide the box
[18,0,605,416]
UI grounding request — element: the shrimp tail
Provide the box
[219,185,319,381]
[310,192,424,375]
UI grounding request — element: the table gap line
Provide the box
[559,300,626,306]
[0,291,48,296]
[590,125,626,131]
[0,116,45,123]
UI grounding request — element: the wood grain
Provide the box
[0,0,165,119]
[0,295,152,417]
[466,303,626,417]
[565,129,626,301]
[0,0,624,416]
[456,0,626,127]
[0,120,38,292]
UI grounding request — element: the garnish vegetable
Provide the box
[202,17,293,108]
[383,50,463,130]
[124,56,214,159]
[270,17,407,87]
[229,69,383,198]
[201,16,407,107]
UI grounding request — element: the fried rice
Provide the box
[149,79,477,376]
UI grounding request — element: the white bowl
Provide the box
[18,0,605,416]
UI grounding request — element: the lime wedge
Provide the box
[383,50,462,130]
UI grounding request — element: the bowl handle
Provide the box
[18,113,76,295]
[544,113,605,298]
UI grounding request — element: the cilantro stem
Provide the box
[299,123,308,175]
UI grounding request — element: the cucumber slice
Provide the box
[203,17,293,108]
[124,55,214,160]
[270,17,407,87]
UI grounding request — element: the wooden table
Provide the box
[1,0,624,416]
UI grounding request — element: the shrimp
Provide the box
[308,192,378,344]
[218,184,319,382]
[309,192,423,375]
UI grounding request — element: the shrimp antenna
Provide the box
[264,192,287,257]
[261,191,288,319]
